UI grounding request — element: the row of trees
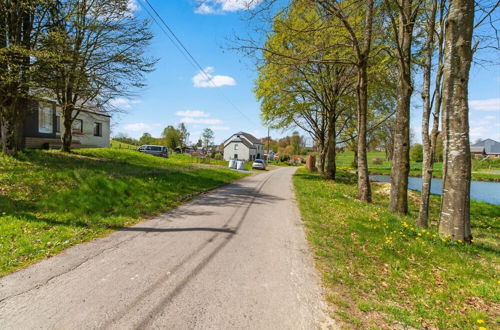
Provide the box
[116,126,216,151]
[0,0,155,154]
[248,0,498,241]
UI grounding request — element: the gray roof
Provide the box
[226,138,255,149]
[472,139,500,155]
[223,132,263,147]
[236,132,263,144]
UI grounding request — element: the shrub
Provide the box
[410,144,423,162]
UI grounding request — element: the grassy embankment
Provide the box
[336,151,500,181]
[0,148,248,276]
[293,168,499,329]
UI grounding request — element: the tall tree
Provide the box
[438,0,474,242]
[0,0,47,154]
[162,125,181,150]
[178,122,189,148]
[386,0,423,214]
[40,0,155,152]
[318,0,377,202]
[201,128,214,149]
[418,0,445,227]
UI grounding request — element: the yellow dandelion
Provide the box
[477,319,485,324]
[478,327,486,330]
[418,233,422,236]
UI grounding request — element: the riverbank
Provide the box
[336,151,500,182]
[0,149,248,276]
[293,168,499,329]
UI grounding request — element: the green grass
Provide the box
[110,139,138,149]
[336,151,500,181]
[293,168,499,329]
[0,149,248,276]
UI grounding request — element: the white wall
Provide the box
[224,141,251,161]
[56,109,110,148]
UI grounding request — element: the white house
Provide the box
[24,99,110,149]
[223,132,264,161]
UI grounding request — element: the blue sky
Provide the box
[113,0,500,145]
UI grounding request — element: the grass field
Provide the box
[110,139,138,149]
[336,151,500,181]
[293,168,499,329]
[0,149,248,276]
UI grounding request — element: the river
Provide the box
[369,175,500,205]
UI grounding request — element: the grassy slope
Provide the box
[336,151,500,181]
[293,168,499,329]
[0,149,248,276]
[110,139,138,149]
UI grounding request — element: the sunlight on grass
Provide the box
[0,149,248,276]
[293,168,499,329]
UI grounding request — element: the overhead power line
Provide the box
[139,0,259,127]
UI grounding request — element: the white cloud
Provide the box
[123,122,152,132]
[175,110,209,117]
[109,98,141,109]
[175,109,229,130]
[195,0,262,14]
[469,115,500,141]
[210,125,230,131]
[180,117,223,125]
[128,0,139,12]
[195,3,215,14]
[192,66,236,88]
[469,98,500,112]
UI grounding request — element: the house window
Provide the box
[56,116,61,133]
[38,104,54,133]
[93,122,102,137]
[72,119,83,134]
[234,154,238,159]
[234,143,239,150]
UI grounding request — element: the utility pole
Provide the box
[267,127,270,156]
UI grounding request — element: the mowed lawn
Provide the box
[336,151,500,181]
[293,168,499,329]
[0,149,248,276]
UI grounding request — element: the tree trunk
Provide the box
[418,0,438,228]
[325,110,336,180]
[357,61,371,202]
[389,0,414,214]
[0,101,25,155]
[62,105,73,152]
[439,0,474,242]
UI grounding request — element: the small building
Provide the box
[471,139,500,158]
[23,99,110,149]
[223,132,264,161]
[470,146,486,158]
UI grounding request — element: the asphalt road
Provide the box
[0,167,334,329]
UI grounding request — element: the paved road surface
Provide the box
[0,167,334,329]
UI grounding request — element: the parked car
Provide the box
[252,159,266,170]
[137,145,169,158]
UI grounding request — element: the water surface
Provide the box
[370,175,500,205]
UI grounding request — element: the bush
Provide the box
[410,144,423,162]
[372,157,383,165]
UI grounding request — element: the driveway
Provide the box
[0,167,334,329]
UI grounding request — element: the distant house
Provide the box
[223,132,264,161]
[23,99,110,149]
[471,139,500,158]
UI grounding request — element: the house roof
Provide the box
[472,139,500,155]
[223,132,262,147]
[226,137,255,149]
